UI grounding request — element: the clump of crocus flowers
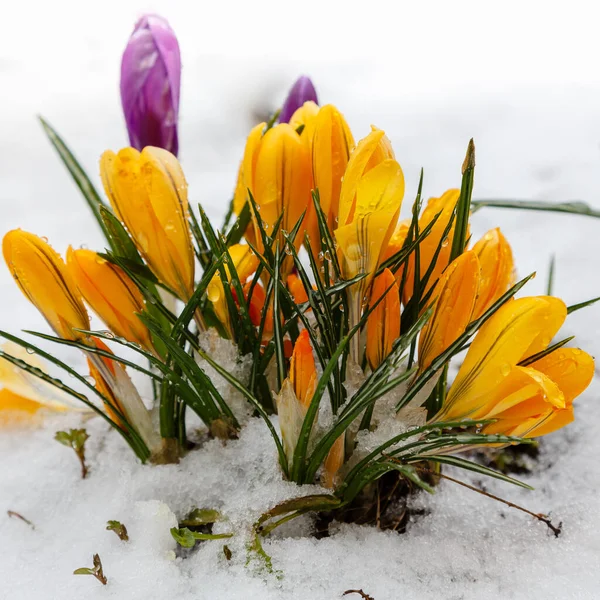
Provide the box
[0,12,596,536]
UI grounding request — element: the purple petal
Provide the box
[120,14,181,155]
[279,76,319,124]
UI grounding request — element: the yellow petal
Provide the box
[311,104,355,227]
[289,101,320,137]
[232,163,246,216]
[2,230,89,340]
[252,124,312,253]
[336,210,397,286]
[524,406,574,437]
[237,122,266,212]
[366,268,400,370]
[480,366,565,437]
[67,248,155,352]
[365,126,395,167]
[471,228,515,319]
[354,159,405,220]
[0,389,44,426]
[418,251,480,371]
[338,128,387,227]
[441,296,568,420]
[520,296,567,359]
[100,147,195,300]
[531,347,594,405]
[290,329,317,409]
[228,244,259,282]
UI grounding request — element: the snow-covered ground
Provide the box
[2,1,600,598]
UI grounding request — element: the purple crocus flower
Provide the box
[120,15,181,155]
[279,76,318,124]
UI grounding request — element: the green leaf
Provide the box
[54,431,72,447]
[0,331,150,462]
[449,139,475,262]
[471,198,600,218]
[106,520,129,541]
[99,206,143,263]
[225,202,251,247]
[567,296,600,314]
[39,117,111,243]
[518,336,575,366]
[415,454,534,490]
[546,254,555,296]
[170,527,233,548]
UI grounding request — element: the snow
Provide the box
[2,1,600,598]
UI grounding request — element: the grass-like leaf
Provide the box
[39,117,112,244]
[471,198,600,218]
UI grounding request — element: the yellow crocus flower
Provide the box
[207,244,259,336]
[3,230,90,340]
[418,251,480,372]
[335,156,405,361]
[366,268,401,370]
[100,146,195,301]
[2,231,159,453]
[434,296,594,438]
[66,248,155,353]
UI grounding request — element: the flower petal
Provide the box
[290,329,317,409]
[366,268,400,370]
[471,228,515,319]
[531,347,594,405]
[67,248,154,352]
[418,251,480,371]
[2,231,89,340]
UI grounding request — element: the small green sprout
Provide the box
[55,429,89,479]
[73,553,107,585]
[106,520,129,541]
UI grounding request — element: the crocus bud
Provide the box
[120,15,181,155]
[279,76,318,124]
[100,146,195,301]
[366,268,400,371]
[3,230,90,341]
[66,248,155,353]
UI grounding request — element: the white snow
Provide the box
[2,1,600,598]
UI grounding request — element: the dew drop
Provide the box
[500,363,511,376]
[25,347,35,355]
